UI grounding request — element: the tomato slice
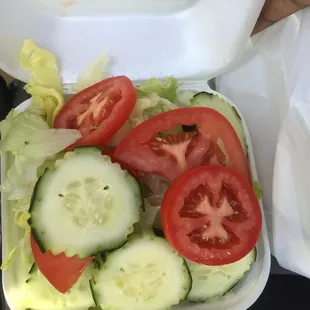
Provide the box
[54,76,136,149]
[30,234,93,293]
[101,145,116,157]
[100,146,146,180]
[161,165,262,266]
[113,107,250,181]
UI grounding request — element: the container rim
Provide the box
[1,83,271,310]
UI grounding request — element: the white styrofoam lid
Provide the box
[0,0,264,84]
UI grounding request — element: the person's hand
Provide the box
[253,0,310,35]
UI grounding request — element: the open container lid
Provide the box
[1,2,271,309]
[0,0,264,85]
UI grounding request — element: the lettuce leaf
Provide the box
[175,89,195,107]
[136,77,179,102]
[1,205,31,271]
[14,209,31,230]
[24,84,64,127]
[0,155,63,270]
[37,152,64,177]
[20,40,64,125]
[0,109,19,140]
[0,230,32,271]
[73,53,110,93]
[0,158,44,200]
[106,95,178,147]
[0,108,81,200]
[1,243,21,270]
[130,94,178,128]
[0,109,81,159]
[253,181,264,200]
[20,40,62,93]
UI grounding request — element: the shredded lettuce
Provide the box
[175,89,195,107]
[130,94,178,128]
[0,203,33,270]
[1,244,20,270]
[24,85,64,127]
[11,198,32,231]
[0,158,44,200]
[1,230,31,271]
[253,181,264,200]
[0,157,65,270]
[15,267,94,309]
[0,106,80,268]
[0,109,81,160]
[73,53,110,93]
[1,156,62,270]
[20,40,64,125]
[37,152,64,177]
[136,77,179,102]
[11,197,32,213]
[135,203,161,232]
[1,154,65,202]
[15,211,31,229]
[0,110,19,140]
[105,94,179,146]
[0,108,81,201]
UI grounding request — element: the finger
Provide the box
[252,0,310,35]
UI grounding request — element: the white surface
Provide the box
[1,83,271,310]
[273,10,310,278]
[216,8,310,277]
[0,0,264,84]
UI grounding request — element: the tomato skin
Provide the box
[101,146,116,157]
[113,107,250,181]
[100,146,144,179]
[30,234,93,293]
[54,76,136,149]
[161,165,262,266]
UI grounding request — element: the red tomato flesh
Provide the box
[30,234,93,293]
[113,107,250,181]
[54,76,136,149]
[161,165,262,266]
[101,145,116,157]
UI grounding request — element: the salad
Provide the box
[0,41,263,310]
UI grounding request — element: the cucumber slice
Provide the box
[190,92,247,154]
[92,230,191,310]
[186,248,256,302]
[21,264,94,309]
[29,147,143,258]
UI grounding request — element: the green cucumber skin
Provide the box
[232,106,242,121]
[192,91,242,120]
[186,247,257,303]
[92,231,192,309]
[223,248,257,297]
[252,247,257,262]
[193,91,213,98]
[190,91,248,155]
[28,174,46,253]
[152,228,165,238]
[28,147,144,258]
[129,170,145,212]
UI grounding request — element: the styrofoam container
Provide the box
[1,82,270,310]
[0,0,265,84]
[0,0,270,309]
